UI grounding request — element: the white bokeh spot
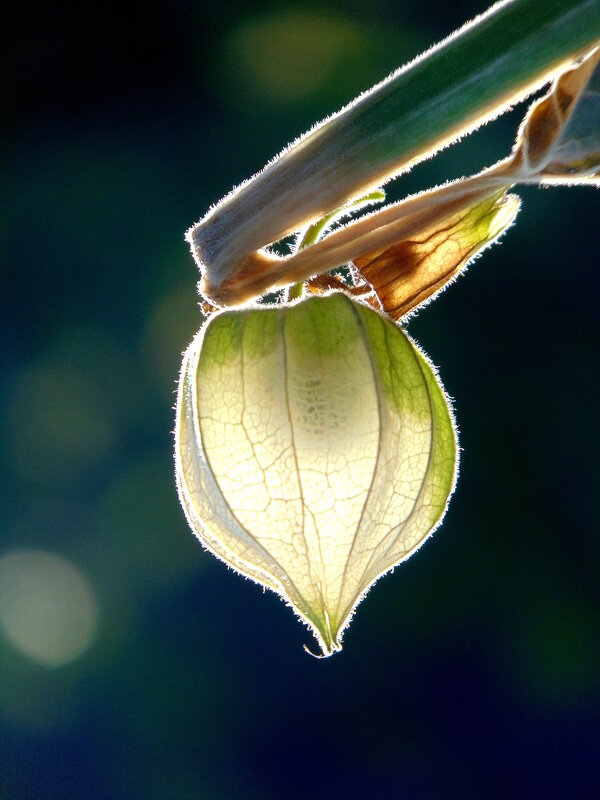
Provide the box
[0,550,99,668]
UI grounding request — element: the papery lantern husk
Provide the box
[175,292,457,655]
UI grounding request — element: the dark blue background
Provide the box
[1,1,599,797]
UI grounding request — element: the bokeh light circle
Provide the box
[0,550,99,668]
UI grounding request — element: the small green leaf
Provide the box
[175,293,457,655]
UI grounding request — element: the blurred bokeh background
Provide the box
[2,1,599,797]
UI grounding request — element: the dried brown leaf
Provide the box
[354,191,520,320]
[511,47,600,182]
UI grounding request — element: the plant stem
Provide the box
[190,0,600,297]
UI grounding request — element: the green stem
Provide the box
[287,194,383,300]
[300,189,386,250]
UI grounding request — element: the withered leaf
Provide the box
[354,191,520,321]
[512,47,600,183]
[341,48,599,320]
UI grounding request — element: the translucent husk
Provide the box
[175,294,457,655]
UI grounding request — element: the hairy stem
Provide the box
[189,0,600,298]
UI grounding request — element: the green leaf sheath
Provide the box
[192,0,600,275]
